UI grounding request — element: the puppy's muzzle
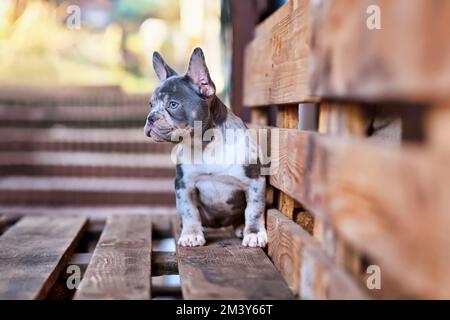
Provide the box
[144,114,156,137]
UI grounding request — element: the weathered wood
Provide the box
[152,252,178,276]
[245,0,450,105]
[267,209,368,299]
[293,210,314,235]
[0,177,174,206]
[75,215,152,300]
[276,105,299,129]
[269,128,450,298]
[318,103,366,137]
[309,0,450,102]
[173,221,294,300]
[277,192,295,219]
[0,206,177,220]
[0,216,87,299]
[426,105,450,155]
[0,105,146,128]
[244,0,315,106]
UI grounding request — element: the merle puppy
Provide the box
[144,48,266,247]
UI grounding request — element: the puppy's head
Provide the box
[144,48,216,142]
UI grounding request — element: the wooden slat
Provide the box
[269,128,450,298]
[75,215,152,300]
[244,0,450,105]
[0,165,174,178]
[267,209,368,299]
[0,105,145,124]
[0,206,176,219]
[174,223,294,300]
[243,0,313,106]
[0,85,147,106]
[309,0,450,102]
[0,216,87,299]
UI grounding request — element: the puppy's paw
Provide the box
[178,231,206,247]
[242,230,267,248]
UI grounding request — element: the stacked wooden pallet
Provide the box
[0,214,294,299]
[244,0,450,299]
[0,86,176,215]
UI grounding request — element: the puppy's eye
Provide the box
[168,101,179,109]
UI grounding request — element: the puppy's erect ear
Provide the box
[186,48,215,97]
[153,52,177,81]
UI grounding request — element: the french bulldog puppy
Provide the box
[144,48,267,247]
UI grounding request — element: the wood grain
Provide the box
[75,215,152,300]
[243,0,315,106]
[309,0,450,102]
[245,0,450,105]
[152,251,178,276]
[269,128,450,298]
[173,222,294,300]
[267,209,368,299]
[0,216,87,299]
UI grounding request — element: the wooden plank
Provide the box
[0,165,174,178]
[269,128,450,298]
[245,0,450,105]
[152,252,178,276]
[0,152,173,168]
[0,105,146,123]
[0,216,87,299]
[0,85,147,106]
[244,0,315,106]
[0,177,174,206]
[75,215,152,300]
[309,0,450,102]
[276,105,299,129]
[0,206,176,219]
[173,222,294,300]
[267,209,368,299]
[277,192,295,219]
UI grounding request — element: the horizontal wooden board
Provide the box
[267,209,368,299]
[243,0,313,106]
[0,152,173,168]
[0,85,147,106]
[0,176,175,206]
[174,224,294,300]
[0,216,87,299]
[244,0,450,105]
[0,165,174,178]
[269,128,450,298]
[309,0,450,102]
[75,215,152,299]
[0,105,146,128]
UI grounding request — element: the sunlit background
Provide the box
[0,0,225,95]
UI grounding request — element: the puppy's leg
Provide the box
[242,177,267,247]
[175,175,205,247]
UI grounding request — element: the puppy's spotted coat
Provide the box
[144,48,266,247]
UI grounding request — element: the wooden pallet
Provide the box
[242,0,450,299]
[0,214,294,300]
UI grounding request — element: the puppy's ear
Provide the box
[153,52,177,81]
[186,48,215,97]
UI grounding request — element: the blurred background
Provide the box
[0,0,225,95]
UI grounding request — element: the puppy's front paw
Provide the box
[178,231,206,247]
[242,230,267,248]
